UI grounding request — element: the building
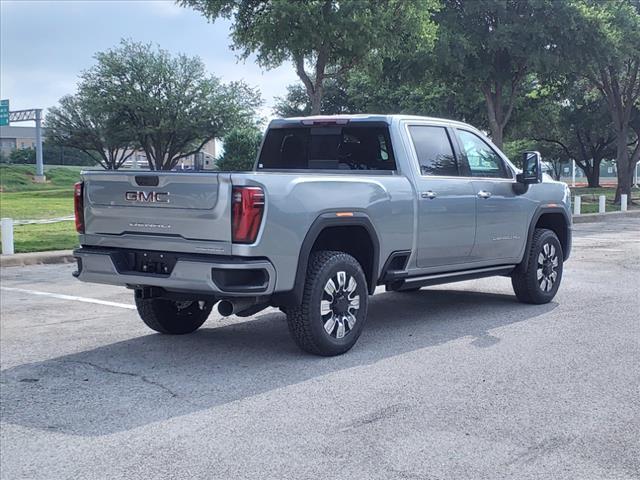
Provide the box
[0,126,40,157]
[120,139,217,170]
[0,124,217,169]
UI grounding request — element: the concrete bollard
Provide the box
[574,196,581,215]
[599,195,606,213]
[1,218,15,255]
[621,194,628,212]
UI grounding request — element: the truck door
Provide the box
[407,124,477,268]
[454,129,530,262]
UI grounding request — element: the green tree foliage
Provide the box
[79,39,261,170]
[46,93,134,169]
[181,0,437,115]
[575,0,640,201]
[429,0,581,149]
[4,144,98,166]
[216,126,263,171]
[511,79,616,187]
[273,81,355,117]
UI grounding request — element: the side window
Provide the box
[457,130,509,178]
[408,125,459,176]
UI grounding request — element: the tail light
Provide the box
[74,182,85,233]
[232,186,264,244]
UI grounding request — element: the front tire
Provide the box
[286,251,369,356]
[135,297,213,334]
[511,228,563,304]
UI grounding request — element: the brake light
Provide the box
[232,186,264,243]
[74,182,85,233]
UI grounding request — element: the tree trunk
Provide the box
[489,122,504,150]
[587,166,600,188]
[614,129,631,203]
[586,158,602,188]
[482,89,504,150]
[310,90,323,115]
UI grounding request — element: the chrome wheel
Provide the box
[537,242,559,292]
[320,271,360,339]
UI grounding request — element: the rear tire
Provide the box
[511,228,563,304]
[135,297,213,334]
[286,251,369,356]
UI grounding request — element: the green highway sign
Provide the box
[0,99,9,126]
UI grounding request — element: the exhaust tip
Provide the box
[217,300,234,317]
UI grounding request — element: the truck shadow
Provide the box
[1,288,557,437]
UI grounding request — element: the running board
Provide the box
[387,265,516,291]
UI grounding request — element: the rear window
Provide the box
[257,125,396,171]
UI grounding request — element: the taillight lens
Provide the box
[232,186,264,244]
[74,181,85,233]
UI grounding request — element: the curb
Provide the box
[572,210,640,224]
[0,250,75,268]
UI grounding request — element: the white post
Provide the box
[599,195,606,213]
[1,218,15,255]
[634,163,639,188]
[574,196,581,215]
[621,194,628,212]
[571,159,576,187]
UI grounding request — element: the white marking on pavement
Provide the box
[0,286,136,310]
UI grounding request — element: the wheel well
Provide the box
[311,225,376,292]
[535,213,568,257]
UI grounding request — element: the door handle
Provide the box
[421,191,437,199]
[477,190,492,199]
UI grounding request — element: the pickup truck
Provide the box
[73,114,572,356]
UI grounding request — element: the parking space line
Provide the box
[0,286,136,310]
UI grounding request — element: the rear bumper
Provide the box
[73,247,276,297]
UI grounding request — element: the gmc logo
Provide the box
[125,191,170,203]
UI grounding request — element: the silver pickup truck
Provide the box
[73,114,572,356]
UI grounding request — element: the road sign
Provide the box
[0,99,9,126]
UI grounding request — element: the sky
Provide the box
[0,0,299,126]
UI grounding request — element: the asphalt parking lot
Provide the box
[1,217,639,480]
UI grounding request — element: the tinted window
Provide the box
[457,130,509,178]
[257,125,396,171]
[408,126,458,176]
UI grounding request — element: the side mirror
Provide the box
[517,151,542,184]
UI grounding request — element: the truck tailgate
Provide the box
[83,171,232,245]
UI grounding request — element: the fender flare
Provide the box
[274,212,381,307]
[521,206,572,271]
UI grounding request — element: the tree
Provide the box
[216,126,263,171]
[47,93,134,170]
[578,1,640,201]
[8,147,36,165]
[431,0,579,149]
[513,79,617,187]
[81,39,261,170]
[273,80,354,117]
[182,0,437,114]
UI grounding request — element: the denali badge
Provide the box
[125,191,169,203]
[129,222,171,229]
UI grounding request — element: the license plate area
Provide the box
[112,250,178,276]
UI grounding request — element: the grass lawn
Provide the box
[0,164,81,192]
[0,165,82,252]
[0,189,74,219]
[570,186,640,214]
[1,221,78,253]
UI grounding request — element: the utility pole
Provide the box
[34,109,44,181]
